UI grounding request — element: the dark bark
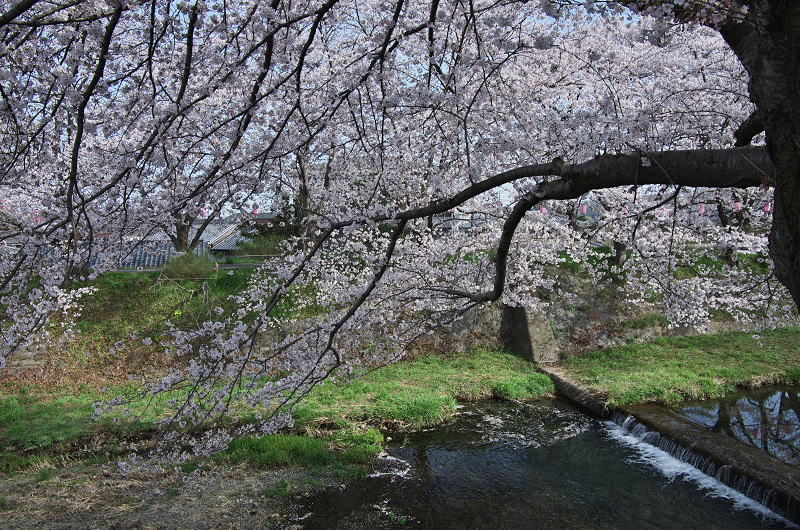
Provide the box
[717,201,730,227]
[297,154,314,250]
[720,0,800,309]
[0,0,41,28]
[171,213,193,252]
[734,111,765,147]
[612,241,628,267]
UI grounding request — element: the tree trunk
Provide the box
[721,1,800,308]
[175,222,190,252]
[171,213,193,252]
[297,153,313,251]
[612,241,628,267]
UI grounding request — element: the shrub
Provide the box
[162,252,216,280]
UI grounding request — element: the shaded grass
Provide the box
[562,327,800,405]
[161,252,217,280]
[294,348,554,430]
[237,233,288,258]
[73,267,255,340]
[0,382,179,474]
[0,395,96,450]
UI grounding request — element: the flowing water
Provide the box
[296,397,797,529]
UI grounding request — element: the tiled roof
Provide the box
[89,241,213,269]
[209,226,246,252]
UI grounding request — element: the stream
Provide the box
[296,396,798,529]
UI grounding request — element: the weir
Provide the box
[299,398,794,528]
[536,366,800,524]
[612,408,800,524]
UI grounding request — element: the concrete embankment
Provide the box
[537,365,800,524]
[537,365,610,417]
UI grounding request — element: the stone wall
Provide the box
[1,302,781,376]
[3,342,46,374]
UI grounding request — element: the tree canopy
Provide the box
[1,0,799,453]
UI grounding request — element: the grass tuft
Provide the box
[36,467,54,482]
[262,477,293,497]
[219,434,333,468]
[215,428,383,470]
[492,373,554,401]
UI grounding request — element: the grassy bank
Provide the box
[3,252,797,478]
[560,327,800,406]
[3,256,553,476]
[0,348,552,475]
[294,348,554,431]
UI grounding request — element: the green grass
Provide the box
[0,346,547,474]
[294,348,554,430]
[161,251,217,280]
[0,453,48,475]
[220,434,335,468]
[562,327,800,405]
[0,395,97,450]
[0,384,174,474]
[68,267,254,343]
[215,428,383,469]
[262,477,293,497]
[36,467,54,482]
[66,265,324,352]
[238,233,288,257]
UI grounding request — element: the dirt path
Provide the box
[0,462,355,529]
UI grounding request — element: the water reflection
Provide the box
[673,385,800,466]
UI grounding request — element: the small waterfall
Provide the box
[609,411,799,525]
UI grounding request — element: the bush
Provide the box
[238,233,287,257]
[162,252,216,280]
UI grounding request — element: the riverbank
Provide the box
[0,347,553,528]
[546,328,800,524]
[2,314,799,527]
[557,326,800,407]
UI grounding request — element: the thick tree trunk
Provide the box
[722,1,800,308]
[767,113,800,309]
[171,213,193,252]
[174,223,190,252]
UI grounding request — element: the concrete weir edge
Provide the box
[536,365,800,525]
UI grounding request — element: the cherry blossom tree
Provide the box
[1,0,798,453]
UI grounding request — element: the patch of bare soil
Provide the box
[0,462,353,529]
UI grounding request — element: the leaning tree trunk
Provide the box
[722,0,800,309]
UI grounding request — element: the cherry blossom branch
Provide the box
[422,147,771,302]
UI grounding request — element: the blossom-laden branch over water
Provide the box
[1,0,799,455]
